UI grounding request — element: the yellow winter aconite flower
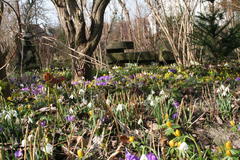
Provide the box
[174,129,181,137]
[77,149,84,158]
[128,136,135,143]
[225,150,232,157]
[169,140,175,148]
[225,141,232,150]
[17,106,23,112]
[166,121,172,128]
[7,97,12,101]
[27,104,32,109]
[176,141,182,147]
[88,110,94,117]
[230,120,235,126]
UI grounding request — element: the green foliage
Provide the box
[190,1,240,61]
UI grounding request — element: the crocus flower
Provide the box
[172,101,180,108]
[66,115,75,122]
[168,69,177,73]
[146,152,158,160]
[40,120,47,127]
[172,113,178,119]
[21,87,30,91]
[238,125,240,131]
[14,150,23,158]
[235,77,240,81]
[125,151,140,160]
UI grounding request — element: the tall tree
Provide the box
[0,0,11,98]
[51,0,110,80]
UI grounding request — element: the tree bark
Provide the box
[52,0,110,80]
[0,2,11,98]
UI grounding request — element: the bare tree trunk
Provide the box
[0,2,11,98]
[52,0,110,80]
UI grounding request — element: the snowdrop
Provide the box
[87,102,93,108]
[41,143,53,155]
[217,84,230,96]
[116,104,125,112]
[78,89,85,95]
[178,142,188,152]
[69,94,74,99]
[140,154,148,160]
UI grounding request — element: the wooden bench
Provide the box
[106,41,175,65]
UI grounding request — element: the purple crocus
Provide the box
[40,120,47,127]
[21,87,30,91]
[14,150,23,158]
[71,81,80,85]
[235,77,240,81]
[96,82,108,86]
[146,152,158,160]
[168,69,177,74]
[125,151,140,160]
[172,101,180,108]
[66,115,76,122]
[172,113,178,119]
[0,126,3,132]
[238,125,240,131]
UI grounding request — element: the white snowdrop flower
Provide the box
[82,98,88,105]
[147,94,153,101]
[41,143,53,155]
[69,94,74,99]
[116,104,125,112]
[20,84,24,87]
[9,110,18,118]
[21,139,26,147]
[69,108,74,114]
[138,118,143,125]
[5,114,11,121]
[106,99,111,105]
[28,117,33,124]
[28,135,34,141]
[57,96,64,103]
[140,154,148,160]
[151,90,155,95]
[87,102,93,108]
[217,84,230,96]
[178,142,188,151]
[150,100,156,107]
[78,89,85,95]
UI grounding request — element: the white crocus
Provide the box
[178,142,188,151]
[41,143,53,155]
[140,154,148,160]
